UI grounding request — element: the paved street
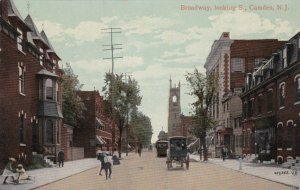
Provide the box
[34,150,294,190]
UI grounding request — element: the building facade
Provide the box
[204,32,285,157]
[0,0,63,168]
[241,32,300,162]
[74,91,118,158]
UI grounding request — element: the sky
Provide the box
[14,0,300,143]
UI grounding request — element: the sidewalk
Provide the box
[189,154,300,189]
[0,152,134,190]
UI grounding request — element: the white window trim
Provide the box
[279,82,285,108]
[18,62,25,95]
[287,120,293,126]
[277,122,283,128]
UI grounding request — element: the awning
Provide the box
[95,117,104,128]
[96,136,106,145]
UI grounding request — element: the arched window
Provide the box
[287,121,293,148]
[279,83,285,108]
[32,117,38,145]
[172,95,177,103]
[46,120,54,144]
[56,82,59,102]
[18,62,25,94]
[46,79,53,100]
[277,122,283,148]
[19,111,26,144]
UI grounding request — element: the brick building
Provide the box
[74,91,119,158]
[0,0,63,168]
[241,32,300,162]
[204,32,285,157]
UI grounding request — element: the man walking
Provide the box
[58,150,64,167]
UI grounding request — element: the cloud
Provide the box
[101,16,118,24]
[155,30,190,45]
[34,19,66,41]
[35,19,108,44]
[208,11,295,38]
[66,21,108,43]
[122,16,175,35]
[117,56,144,68]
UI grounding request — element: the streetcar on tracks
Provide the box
[155,140,168,157]
[166,136,189,170]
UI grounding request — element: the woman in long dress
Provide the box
[2,158,16,184]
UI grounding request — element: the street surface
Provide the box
[35,150,293,190]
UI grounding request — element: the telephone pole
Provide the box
[102,28,123,154]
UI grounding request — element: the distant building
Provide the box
[204,32,285,157]
[241,32,300,162]
[0,0,63,168]
[74,91,119,158]
[157,130,168,141]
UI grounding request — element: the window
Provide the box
[277,123,283,148]
[32,117,38,145]
[17,28,23,52]
[19,111,26,144]
[46,120,54,144]
[287,121,293,148]
[56,82,59,102]
[172,95,177,103]
[56,124,60,144]
[295,76,300,102]
[39,48,44,66]
[243,102,247,119]
[239,134,243,148]
[18,62,25,94]
[231,58,245,72]
[257,95,263,114]
[279,83,285,108]
[234,117,240,128]
[283,47,287,68]
[267,90,273,111]
[248,99,254,117]
[46,79,54,100]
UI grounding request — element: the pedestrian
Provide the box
[137,144,142,157]
[99,153,112,180]
[2,157,16,184]
[221,147,226,161]
[15,164,29,184]
[98,152,105,176]
[58,150,64,167]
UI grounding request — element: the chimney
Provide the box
[0,0,8,21]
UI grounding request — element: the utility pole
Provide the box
[102,28,123,155]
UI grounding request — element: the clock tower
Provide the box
[168,77,181,137]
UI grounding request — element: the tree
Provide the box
[62,63,85,126]
[130,111,153,146]
[185,68,218,161]
[102,73,142,158]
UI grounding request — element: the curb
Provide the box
[207,160,299,190]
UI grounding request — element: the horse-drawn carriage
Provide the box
[166,136,189,170]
